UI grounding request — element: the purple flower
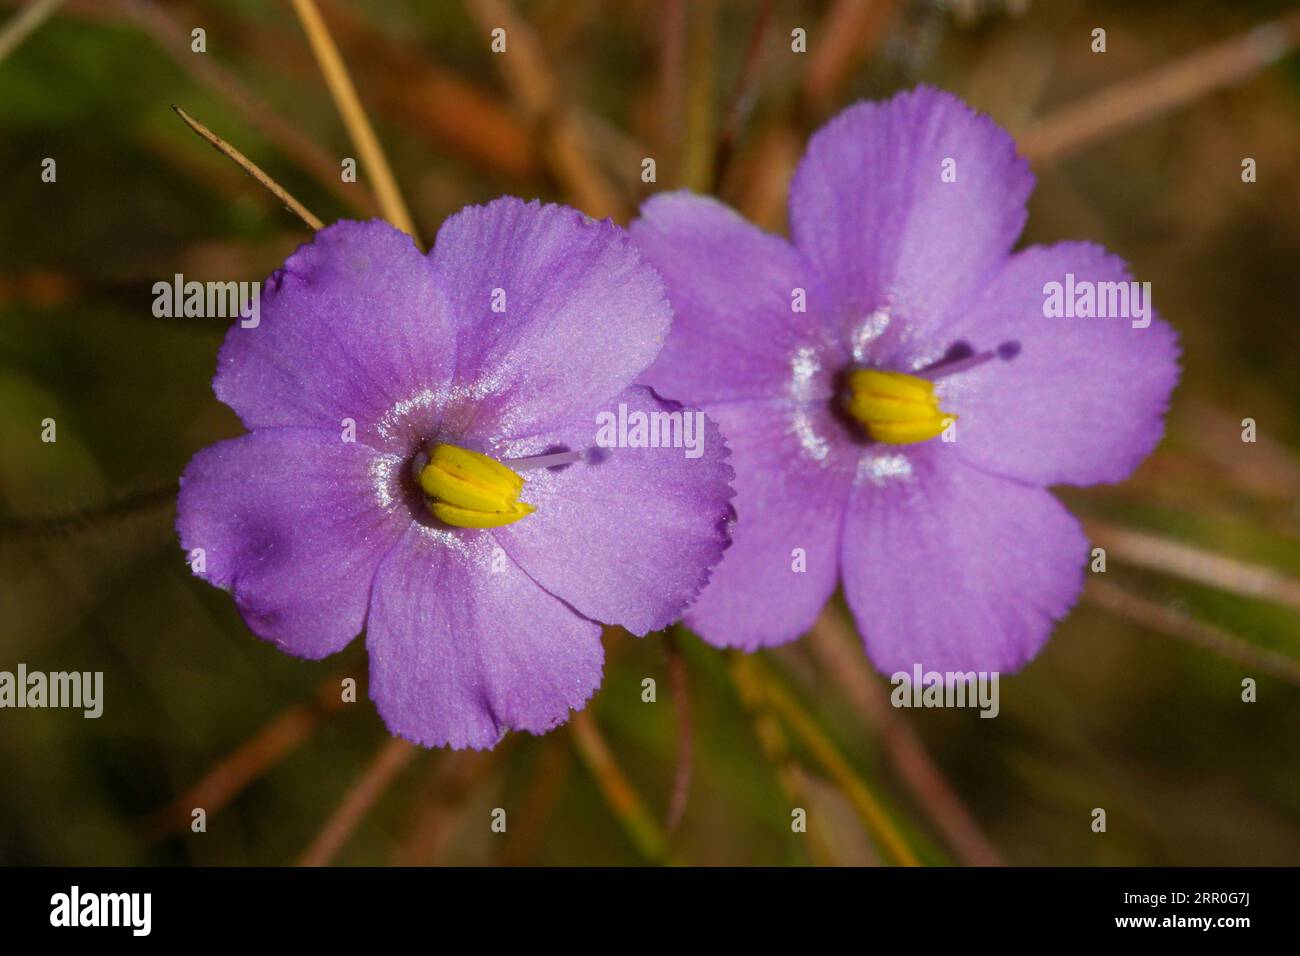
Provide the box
[630,87,1180,673]
[177,199,734,749]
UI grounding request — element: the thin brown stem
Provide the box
[391,749,501,866]
[663,632,693,833]
[172,105,325,231]
[738,654,921,867]
[288,0,419,241]
[801,0,902,119]
[728,653,839,865]
[1085,578,1300,688]
[1022,11,1300,163]
[1086,519,1300,613]
[569,710,671,863]
[808,609,1003,866]
[0,0,64,63]
[124,0,378,217]
[297,737,419,866]
[711,0,772,194]
[464,0,626,220]
[141,674,347,844]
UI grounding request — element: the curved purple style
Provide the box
[631,87,1180,673]
[178,199,734,749]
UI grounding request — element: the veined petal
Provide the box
[213,220,457,455]
[365,525,604,750]
[430,198,672,440]
[789,86,1034,356]
[492,386,735,636]
[841,445,1088,674]
[176,428,408,659]
[631,191,841,405]
[935,242,1180,486]
[681,398,857,649]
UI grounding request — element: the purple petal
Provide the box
[176,428,407,659]
[682,399,857,649]
[631,192,841,405]
[789,86,1033,351]
[430,198,672,440]
[935,242,1180,486]
[491,386,735,636]
[365,525,604,749]
[213,220,457,455]
[841,445,1087,674]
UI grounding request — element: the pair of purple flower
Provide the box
[179,88,1178,749]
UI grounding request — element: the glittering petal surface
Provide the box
[840,445,1088,674]
[430,198,672,440]
[631,192,840,405]
[682,399,857,649]
[176,428,407,659]
[933,242,1180,486]
[213,220,456,453]
[491,386,734,636]
[365,525,604,749]
[788,86,1034,353]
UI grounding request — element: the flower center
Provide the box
[843,369,955,444]
[418,443,535,528]
[842,340,1020,445]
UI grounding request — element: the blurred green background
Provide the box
[2,0,1299,866]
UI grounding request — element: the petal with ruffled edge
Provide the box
[490,385,734,636]
[430,198,672,441]
[841,445,1087,674]
[631,192,841,405]
[365,525,604,750]
[931,242,1180,487]
[176,428,408,659]
[213,220,457,455]
[788,86,1034,356]
[682,398,857,649]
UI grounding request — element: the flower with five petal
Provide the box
[178,199,734,749]
[631,87,1180,673]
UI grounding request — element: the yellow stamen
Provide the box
[418,444,535,528]
[843,369,956,445]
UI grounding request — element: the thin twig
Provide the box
[498,737,571,866]
[141,673,348,844]
[728,653,840,866]
[1086,519,1300,613]
[801,0,902,117]
[172,105,325,231]
[808,609,1003,866]
[1021,12,1300,163]
[123,0,378,217]
[288,0,419,241]
[736,654,921,866]
[298,737,419,866]
[657,0,687,187]
[569,710,671,863]
[663,632,693,832]
[0,0,64,63]
[679,0,718,192]
[464,0,626,220]
[392,747,504,865]
[711,0,773,194]
[0,483,175,537]
[1085,578,1300,688]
